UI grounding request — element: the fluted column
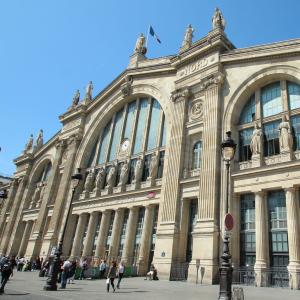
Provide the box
[122,207,139,265]
[82,212,99,257]
[95,210,111,258]
[0,175,28,255]
[285,187,300,289]
[254,190,268,287]
[109,208,124,259]
[138,205,155,275]
[17,221,33,257]
[70,213,89,258]
[62,214,78,256]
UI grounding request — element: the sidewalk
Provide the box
[1,271,300,300]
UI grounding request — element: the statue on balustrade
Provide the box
[182,24,194,49]
[279,115,293,152]
[134,33,145,54]
[84,170,95,193]
[250,122,262,156]
[212,7,226,30]
[149,152,158,179]
[29,184,42,208]
[85,81,93,101]
[69,89,80,110]
[134,157,143,182]
[35,129,43,150]
[106,165,116,188]
[119,161,129,186]
[94,168,105,191]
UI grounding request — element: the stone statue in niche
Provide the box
[85,81,93,101]
[250,122,262,156]
[278,115,293,152]
[94,168,105,191]
[35,129,43,150]
[84,170,95,193]
[106,165,116,188]
[134,33,145,53]
[29,184,42,209]
[149,152,158,179]
[119,161,129,186]
[134,157,143,182]
[182,24,194,49]
[212,7,226,30]
[24,134,34,153]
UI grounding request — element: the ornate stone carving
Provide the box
[84,81,93,102]
[24,134,34,154]
[199,72,225,91]
[106,164,116,188]
[148,152,158,179]
[29,183,42,209]
[134,33,146,54]
[181,24,194,49]
[121,75,133,97]
[134,156,143,183]
[190,101,203,120]
[279,115,293,153]
[170,87,191,102]
[250,122,262,156]
[35,129,43,151]
[69,90,80,110]
[83,170,95,193]
[212,7,226,31]
[94,168,105,192]
[67,133,83,146]
[119,161,129,186]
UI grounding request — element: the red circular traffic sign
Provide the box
[224,213,234,231]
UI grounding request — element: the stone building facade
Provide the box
[1,9,300,288]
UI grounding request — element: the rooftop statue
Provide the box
[24,134,34,153]
[134,33,145,54]
[182,24,194,49]
[36,129,43,149]
[85,81,93,101]
[212,7,226,30]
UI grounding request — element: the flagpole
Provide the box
[145,24,150,48]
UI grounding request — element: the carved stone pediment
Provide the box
[170,87,191,102]
[121,75,133,97]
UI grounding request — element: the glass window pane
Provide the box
[288,81,300,110]
[239,94,255,125]
[192,141,202,169]
[123,101,137,140]
[261,82,282,117]
[291,115,300,150]
[147,99,161,150]
[133,99,148,154]
[160,114,167,147]
[98,121,112,164]
[239,128,253,161]
[263,121,281,156]
[109,109,124,161]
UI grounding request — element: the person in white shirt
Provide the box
[60,259,71,289]
[116,261,125,289]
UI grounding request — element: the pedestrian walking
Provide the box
[0,257,13,294]
[60,258,71,289]
[68,260,77,284]
[79,258,88,280]
[106,261,117,293]
[116,261,125,289]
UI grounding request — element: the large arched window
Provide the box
[238,80,300,161]
[88,97,167,185]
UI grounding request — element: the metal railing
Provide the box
[232,268,255,286]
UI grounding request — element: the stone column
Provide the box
[122,207,139,265]
[82,212,99,257]
[0,175,28,255]
[285,187,300,289]
[61,214,78,257]
[17,221,33,257]
[138,205,155,275]
[154,88,189,279]
[42,134,81,253]
[26,140,66,257]
[254,191,268,287]
[109,208,124,260]
[0,179,18,241]
[95,210,111,258]
[70,213,89,258]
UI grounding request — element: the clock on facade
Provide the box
[120,139,130,152]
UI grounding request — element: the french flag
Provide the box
[149,25,161,44]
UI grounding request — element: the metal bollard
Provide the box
[232,287,244,300]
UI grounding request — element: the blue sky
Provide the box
[1,0,300,176]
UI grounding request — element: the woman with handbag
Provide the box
[106,261,117,292]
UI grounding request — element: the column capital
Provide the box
[284,186,297,194]
[170,87,191,102]
[253,189,266,197]
[90,211,99,217]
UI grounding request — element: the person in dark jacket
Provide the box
[106,261,117,292]
[0,257,13,294]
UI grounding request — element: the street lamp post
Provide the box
[44,168,83,291]
[219,131,236,300]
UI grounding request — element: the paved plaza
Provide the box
[0,272,300,300]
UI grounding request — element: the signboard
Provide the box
[50,246,57,256]
[224,213,234,231]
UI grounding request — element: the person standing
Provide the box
[99,260,107,279]
[116,261,125,289]
[106,261,117,293]
[79,258,88,280]
[0,257,13,294]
